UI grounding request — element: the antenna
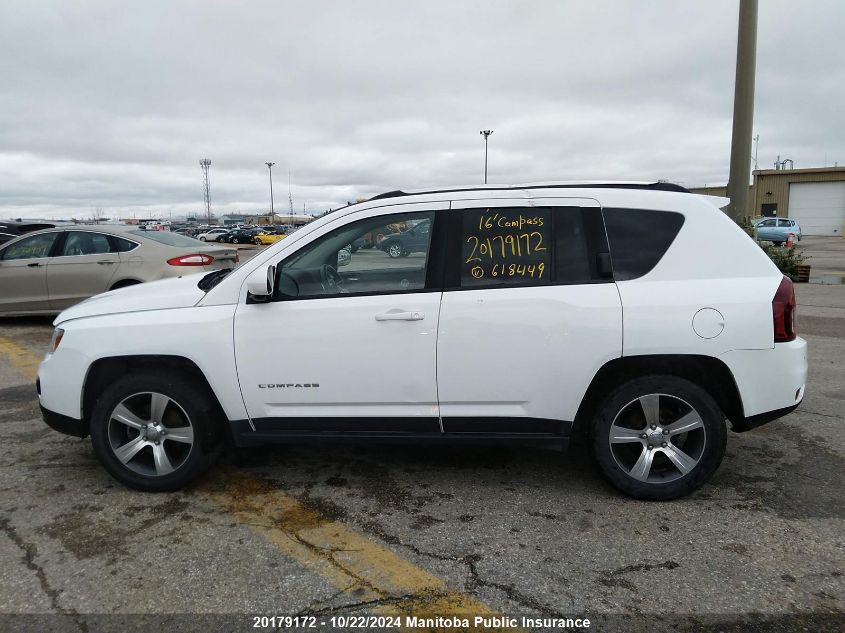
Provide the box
[288,171,294,216]
[199,159,212,225]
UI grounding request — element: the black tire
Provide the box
[199,236,207,241]
[89,371,221,492]
[590,375,726,501]
[386,242,403,258]
[232,237,240,244]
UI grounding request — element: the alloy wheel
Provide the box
[608,393,706,484]
[107,392,195,477]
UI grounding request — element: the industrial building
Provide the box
[690,166,845,236]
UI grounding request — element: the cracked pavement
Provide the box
[1,241,844,632]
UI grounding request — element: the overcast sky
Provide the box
[0,0,842,221]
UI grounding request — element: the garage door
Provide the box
[788,181,845,236]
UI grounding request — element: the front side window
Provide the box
[278,211,436,299]
[456,206,609,288]
[0,232,59,260]
[61,231,112,256]
[759,219,776,227]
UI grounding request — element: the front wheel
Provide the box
[199,236,207,241]
[386,243,403,258]
[590,375,726,500]
[89,371,220,491]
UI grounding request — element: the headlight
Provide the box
[49,328,65,353]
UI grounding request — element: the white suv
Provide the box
[37,182,807,499]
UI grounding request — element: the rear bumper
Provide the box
[719,337,807,431]
[40,404,87,438]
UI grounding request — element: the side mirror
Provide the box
[246,264,276,301]
[337,248,352,267]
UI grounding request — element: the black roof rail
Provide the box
[369,181,690,201]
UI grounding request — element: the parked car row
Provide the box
[0,226,237,316]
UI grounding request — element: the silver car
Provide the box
[0,226,238,316]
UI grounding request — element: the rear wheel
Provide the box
[590,375,726,500]
[387,243,403,258]
[89,371,221,491]
[199,236,207,241]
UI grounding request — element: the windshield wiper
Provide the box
[197,269,232,292]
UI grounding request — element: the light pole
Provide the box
[265,162,275,222]
[480,130,493,184]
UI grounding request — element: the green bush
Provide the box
[738,218,807,280]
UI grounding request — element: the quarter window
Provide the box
[277,211,436,299]
[111,236,139,252]
[603,208,685,281]
[0,232,59,260]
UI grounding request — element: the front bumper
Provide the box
[40,404,87,438]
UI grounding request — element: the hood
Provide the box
[54,273,208,325]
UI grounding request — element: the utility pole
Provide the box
[265,162,275,217]
[199,159,212,225]
[726,0,758,223]
[479,130,493,184]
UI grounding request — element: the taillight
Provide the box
[167,253,214,266]
[772,275,796,343]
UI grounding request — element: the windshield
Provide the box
[127,230,204,247]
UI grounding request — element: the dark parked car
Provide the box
[222,228,257,244]
[0,221,56,245]
[378,219,432,258]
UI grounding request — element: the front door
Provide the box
[437,198,623,434]
[0,232,60,314]
[47,231,121,310]
[234,203,446,435]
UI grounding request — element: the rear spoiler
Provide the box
[696,195,730,210]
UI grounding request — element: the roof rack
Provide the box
[369,181,690,201]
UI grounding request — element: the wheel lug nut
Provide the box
[640,433,648,439]
[647,445,653,450]
[663,429,670,435]
[661,442,667,448]
[155,441,160,445]
[650,425,657,430]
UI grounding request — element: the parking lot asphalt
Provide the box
[0,239,843,632]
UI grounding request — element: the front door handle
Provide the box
[97,260,116,265]
[27,262,42,268]
[375,309,425,322]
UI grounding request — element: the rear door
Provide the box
[0,232,61,314]
[47,231,121,310]
[436,198,622,434]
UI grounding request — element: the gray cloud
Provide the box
[1,0,842,220]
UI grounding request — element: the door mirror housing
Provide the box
[246,265,276,302]
[337,248,352,267]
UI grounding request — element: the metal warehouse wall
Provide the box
[690,166,845,218]
[752,167,845,218]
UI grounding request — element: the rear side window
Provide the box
[111,236,139,252]
[603,208,685,281]
[455,206,610,288]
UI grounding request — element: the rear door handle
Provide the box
[97,260,116,265]
[27,262,42,268]
[375,309,424,321]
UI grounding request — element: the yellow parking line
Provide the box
[199,472,516,630]
[0,336,43,382]
[0,338,520,630]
